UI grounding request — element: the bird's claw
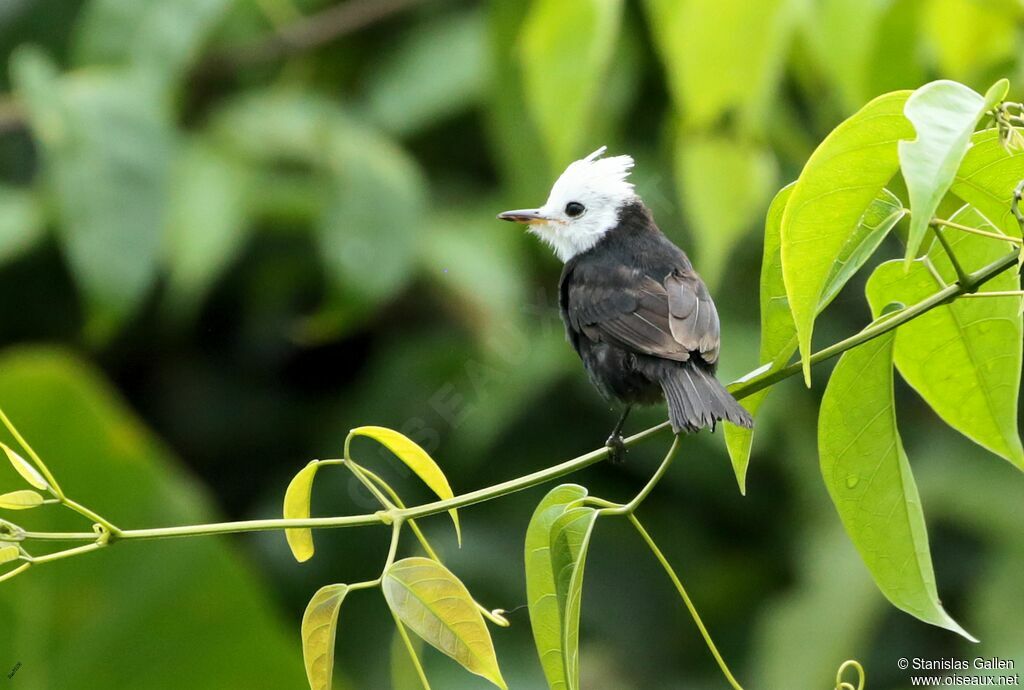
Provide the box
[605,434,628,464]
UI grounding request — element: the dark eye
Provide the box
[565,201,586,218]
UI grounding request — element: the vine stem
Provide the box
[601,435,681,516]
[349,461,510,627]
[0,407,63,496]
[628,514,743,690]
[391,611,433,690]
[7,249,1019,546]
[931,226,969,285]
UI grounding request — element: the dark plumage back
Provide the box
[559,201,753,434]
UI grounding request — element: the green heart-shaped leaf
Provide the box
[819,330,973,640]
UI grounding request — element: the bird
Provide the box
[497,146,752,461]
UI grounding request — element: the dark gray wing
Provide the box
[665,270,720,363]
[565,267,720,365]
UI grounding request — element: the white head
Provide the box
[498,146,637,262]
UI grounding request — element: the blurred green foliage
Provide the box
[1,0,1024,688]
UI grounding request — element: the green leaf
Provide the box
[524,484,588,690]
[802,0,890,111]
[211,91,424,311]
[0,490,44,510]
[923,0,1018,82]
[283,461,320,563]
[519,0,624,168]
[0,186,44,265]
[725,184,904,490]
[300,583,349,690]
[317,123,424,305]
[164,138,250,317]
[820,189,906,307]
[724,185,797,491]
[484,0,548,195]
[550,506,600,689]
[818,331,973,640]
[349,426,460,544]
[0,348,303,687]
[899,79,1007,264]
[952,129,1024,238]
[382,557,507,689]
[675,134,777,289]
[363,10,487,136]
[1,441,49,491]
[781,90,913,385]
[644,0,799,132]
[0,545,19,565]
[72,0,233,89]
[11,48,173,340]
[866,206,1024,469]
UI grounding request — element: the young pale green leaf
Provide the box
[898,79,1008,264]
[0,545,19,565]
[1,442,50,491]
[283,461,320,563]
[349,426,461,544]
[952,129,1024,238]
[382,557,507,689]
[519,0,624,168]
[524,484,589,690]
[300,583,349,690]
[675,134,777,289]
[866,207,1024,469]
[819,331,973,640]
[550,506,600,690]
[0,490,45,510]
[725,185,904,491]
[781,90,913,385]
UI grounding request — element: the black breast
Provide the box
[557,201,692,405]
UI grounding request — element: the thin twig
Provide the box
[391,611,433,690]
[931,218,1022,245]
[202,0,427,74]
[961,290,1024,298]
[629,514,744,690]
[601,435,682,516]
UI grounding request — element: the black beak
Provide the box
[497,208,551,224]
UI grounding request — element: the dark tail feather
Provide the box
[660,364,753,434]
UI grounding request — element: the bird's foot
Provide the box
[605,434,628,464]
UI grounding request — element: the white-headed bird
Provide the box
[498,147,752,461]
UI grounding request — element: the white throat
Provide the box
[531,147,638,262]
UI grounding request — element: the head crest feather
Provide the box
[550,146,636,203]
